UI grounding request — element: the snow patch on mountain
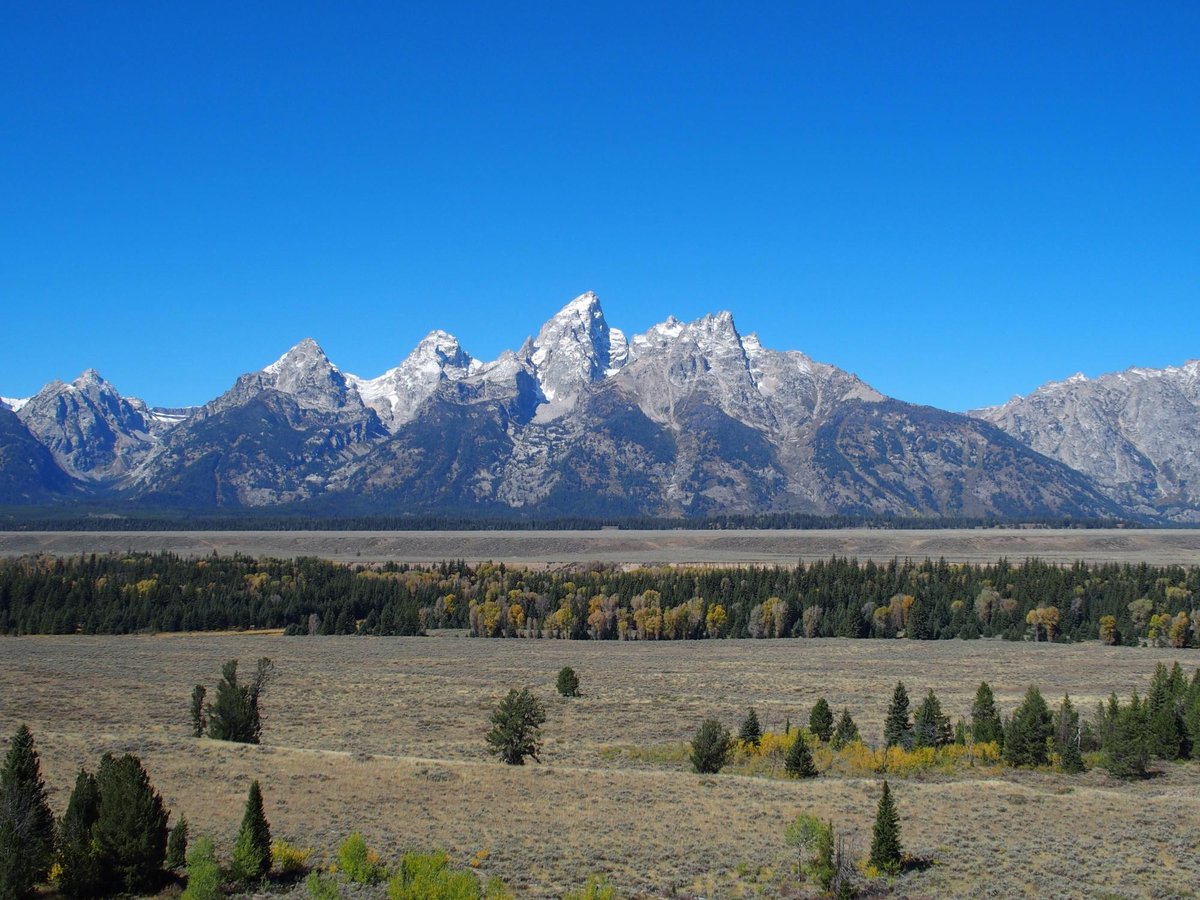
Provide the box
[349,330,479,431]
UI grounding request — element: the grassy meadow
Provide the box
[3,634,1199,897]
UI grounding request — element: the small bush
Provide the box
[689,719,734,774]
[181,835,221,900]
[306,871,342,900]
[556,667,581,697]
[337,832,384,884]
[563,873,617,899]
[387,850,481,899]
[272,840,313,877]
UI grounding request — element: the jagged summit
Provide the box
[529,291,622,413]
[973,356,1200,521]
[1,291,1188,521]
[350,330,479,431]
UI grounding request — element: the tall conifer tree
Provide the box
[0,725,56,899]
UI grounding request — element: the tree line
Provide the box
[5,552,1198,645]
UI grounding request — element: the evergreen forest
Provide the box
[1,552,1197,645]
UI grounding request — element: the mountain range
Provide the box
[1,292,1195,522]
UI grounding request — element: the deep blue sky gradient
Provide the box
[2,2,1197,410]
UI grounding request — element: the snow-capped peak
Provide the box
[0,396,30,413]
[264,337,331,376]
[348,330,478,431]
[528,291,621,410]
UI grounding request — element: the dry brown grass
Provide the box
[2,634,1198,898]
[2,527,1200,566]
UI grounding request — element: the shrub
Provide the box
[272,840,313,877]
[337,832,384,884]
[562,873,617,899]
[556,667,581,697]
[486,689,546,765]
[387,850,480,899]
[306,871,342,900]
[689,719,734,774]
[181,835,221,900]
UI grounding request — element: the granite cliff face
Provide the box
[972,361,1200,521]
[0,292,1175,520]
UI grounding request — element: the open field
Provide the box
[3,635,1199,898]
[3,527,1200,566]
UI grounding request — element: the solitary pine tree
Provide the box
[231,781,271,882]
[913,689,953,749]
[809,698,834,743]
[486,689,546,765]
[883,682,913,749]
[689,720,734,774]
[831,708,860,750]
[785,732,819,778]
[0,724,56,899]
[1003,686,1053,767]
[93,752,169,894]
[55,769,102,898]
[739,708,763,747]
[971,682,1004,746]
[556,666,581,698]
[868,780,903,875]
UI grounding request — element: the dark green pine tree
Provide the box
[1146,663,1184,760]
[487,689,547,766]
[56,769,102,898]
[953,719,968,746]
[165,816,188,871]
[0,724,56,899]
[809,698,834,743]
[189,685,207,738]
[689,719,734,774]
[831,708,860,750]
[883,682,913,749]
[905,597,932,639]
[913,689,953,749]
[93,753,169,893]
[868,780,903,875]
[784,732,819,778]
[971,681,1004,747]
[1054,695,1086,774]
[231,781,271,882]
[1003,686,1054,767]
[1107,693,1150,778]
[739,708,763,747]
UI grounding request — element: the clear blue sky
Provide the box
[2,2,1197,410]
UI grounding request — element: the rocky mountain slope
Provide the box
[972,361,1200,522]
[0,292,1177,520]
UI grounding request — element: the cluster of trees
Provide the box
[0,726,173,898]
[191,658,274,743]
[784,781,905,898]
[3,552,1198,645]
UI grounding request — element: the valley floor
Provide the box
[3,527,1200,566]
[3,635,1198,898]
